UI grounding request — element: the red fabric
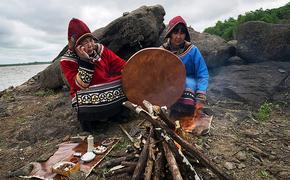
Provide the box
[68,18,92,49]
[60,47,126,98]
[25,139,119,179]
[165,16,190,41]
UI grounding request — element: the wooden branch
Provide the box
[159,107,175,129]
[153,151,164,180]
[183,151,205,168]
[143,100,175,129]
[107,173,129,179]
[105,166,136,177]
[99,154,136,168]
[121,161,138,167]
[162,141,183,180]
[132,126,153,180]
[123,101,234,180]
[158,130,200,180]
[119,124,134,142]
[144,137,156,180]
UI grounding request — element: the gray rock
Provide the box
[93,5,165,60]
[224,162,235,170]
[236,21,290,63]
[188,28,235,68]
[278,68,287,73]
[227,56,245,65]
[237,163,246,169]
[208,61,290,106]
[236,151,247,161]
[227,40,237,48]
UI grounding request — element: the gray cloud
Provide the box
[0,0,288,64]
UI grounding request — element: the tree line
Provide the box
[204,3,290,41]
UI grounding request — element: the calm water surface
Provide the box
[0,64,50,91]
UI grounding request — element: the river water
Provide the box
[0,64,50,91]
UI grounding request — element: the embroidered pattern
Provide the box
[63,49,79,59]
[78,67,94,84]
[77,87,125,106]
[182,90,195,99]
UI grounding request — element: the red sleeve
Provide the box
[102,47,126,75]
[60,58,81,96]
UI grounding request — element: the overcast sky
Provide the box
[0,0,288,64]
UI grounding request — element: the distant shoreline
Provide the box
[0,61,51,67]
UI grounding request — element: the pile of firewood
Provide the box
[98,100,233,180]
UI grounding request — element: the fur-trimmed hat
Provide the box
[165,16,190,42]
[68,18,94,50]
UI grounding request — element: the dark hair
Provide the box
[172,23,187,34]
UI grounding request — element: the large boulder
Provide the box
[189,28,235,69]
[26,5,166,90]
[236,21,290,63]
[208,61,290,106]
[93,5,165,60]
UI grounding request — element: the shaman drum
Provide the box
[122,48,186,107]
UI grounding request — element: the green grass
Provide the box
[258,169,275,179]
[103,137,132,162]
[260,170,269,177]
[256,102,273,121]
[16,117,27,124]
[0,136,7,148]
[112,137,132,152]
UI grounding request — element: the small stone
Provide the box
[244,129,260,138]
[224,162,235,170]
[236,151,247,161]
[123,12,129,16]
[25,146,32,153]
[237,163,246,169]
[278,68,286,73]
[270,151,276,155]
[268,155,276,161]
[285,130,290,137]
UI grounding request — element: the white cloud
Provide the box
[0,0,289,64]
[80,5,120,29]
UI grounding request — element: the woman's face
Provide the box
[170,29,186,47]
[79,37,95,55]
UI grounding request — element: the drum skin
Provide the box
[122,48,186,107]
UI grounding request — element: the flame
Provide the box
[178,103,202,133]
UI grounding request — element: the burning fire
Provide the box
[177,103,212,135]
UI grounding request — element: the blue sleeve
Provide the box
[193,47,209,94]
